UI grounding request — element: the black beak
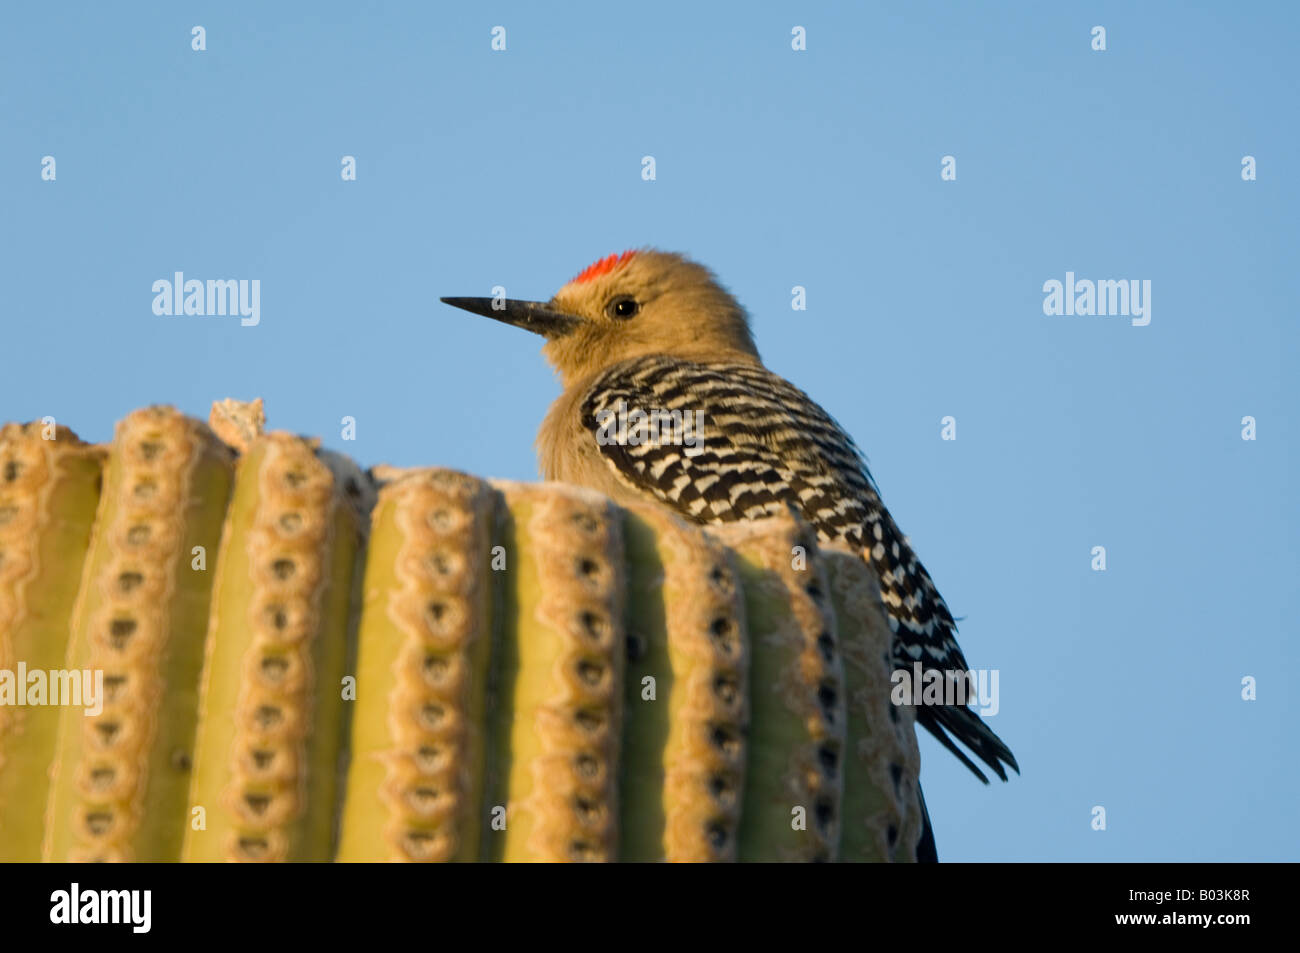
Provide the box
[440,296,581,339]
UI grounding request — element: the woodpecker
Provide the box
[443,249,1018,857]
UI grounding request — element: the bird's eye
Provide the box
[607,296,640,319]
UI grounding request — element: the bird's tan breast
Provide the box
[536,382,648,510]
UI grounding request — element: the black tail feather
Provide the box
[915,783,939,862]
[917,704,1018,785]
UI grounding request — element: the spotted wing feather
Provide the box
[580,355,1018,783]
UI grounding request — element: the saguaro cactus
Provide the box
[0,401,926,862]
[824,548,926,861]
[43,408,234,862]
[0,422,104,861]
[483,481,628,862]
[336,467,497,862]
[716,519,848,862]
[182,431,367,862]
[618,503,750,862]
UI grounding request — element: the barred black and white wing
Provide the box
[579,355,1018,784]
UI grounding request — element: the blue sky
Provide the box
[2,1,1296,861]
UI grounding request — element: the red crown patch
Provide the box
[572,250,638,284]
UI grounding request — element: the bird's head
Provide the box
[441,249,760,385]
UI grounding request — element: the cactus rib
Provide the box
[43,408,234,861]
[715,516,847,862]
[822,549,924,862]
[619,504,749,862]
[0,423,105,860]
[184,433,363,861]
[337,467,495,862]
[490,483,625,862]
